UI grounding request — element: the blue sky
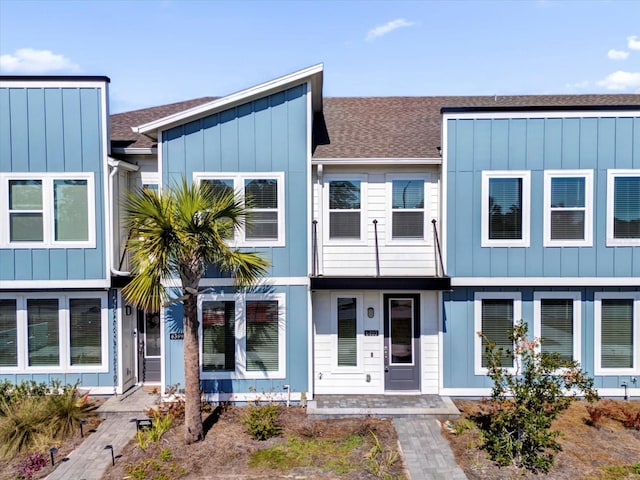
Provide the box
[1,0,639,113]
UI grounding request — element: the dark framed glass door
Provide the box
[384,294,420,391]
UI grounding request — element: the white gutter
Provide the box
[108,158,138,276]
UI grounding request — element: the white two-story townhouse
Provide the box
[310,97,451,395]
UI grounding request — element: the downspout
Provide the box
[108,158,138,276]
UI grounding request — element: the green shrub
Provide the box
[242,403,282,440]
[46,384,97,439]
[136,412,174,450]
[478,321,597,473]
[0,397,51,459]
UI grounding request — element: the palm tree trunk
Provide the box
[183,294,204,444]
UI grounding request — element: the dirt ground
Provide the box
[447,399,640,480]
[101,405,405,480]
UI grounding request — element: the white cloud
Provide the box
[366,18,415,42]
[628,35,640,50]
[608,49,629,60]
[0,48,79,73]
[597,70,640,91]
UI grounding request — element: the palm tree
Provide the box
[121,178,269,444]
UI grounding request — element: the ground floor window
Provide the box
[594,292,639,375]
[199,293,285,379]
[534,292,581,364]
[474,292,520,374]
[0,292,108,372]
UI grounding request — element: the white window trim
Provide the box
[323,174,368,245]
[0,292,109,373]
[0,172,96,249]
[385,174,432,245]
[474,292,521,375]
[606,169,640,246]
[594,291,640,376]
[198,292,286,380]
[543,170,593,247]
[533,292,581,366]
[193,172,285,247]
[331,293,363,372]
[481,171,531,247]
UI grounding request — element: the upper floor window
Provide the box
[481,171,530,247]
[533,292,581,364]
[594,292,639,375]
[0,173,95,248]
[474,292,520,374]
[324,176,366,242]
[194,172,285,247]
[543,170,593,247]
[607,170,640,246]
[389,178,427,242]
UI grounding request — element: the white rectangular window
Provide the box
[0,293,108,373]
[607,170,640,245]
[329,180,362,239]
[202,301,235,372]
[0,173,95,248]
[481,171,531,247]
[199,293,285,379]
[0,299,18,367]
[474,292,520,374]
[544,170,593,247]
[533,292,581,364]
[391,179,425,240]
[337,297,358,367]
[594,292,640,375]
[195,172,285,246]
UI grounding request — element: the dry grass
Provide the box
[447,399,640,480]
[101,405,405,479]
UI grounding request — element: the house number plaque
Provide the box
[169,332,184,340]
[364,330,379,336]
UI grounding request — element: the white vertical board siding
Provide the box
[312,291,383,394]
[316,166,440,276]
[420,292,440,393]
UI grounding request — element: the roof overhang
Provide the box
[311,157,442,166]
[132,64,324,139]
[310,276,451,291]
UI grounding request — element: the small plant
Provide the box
[15,451,48,479]
[136,412,174,450]
[586,404,605,428]
[622,408,640,430]
[366,429,400,479]
[242,403,282,440]
[634,462,640,474]
[453,418,475,435]
[125,451,187,479]
[478,321,597,473]
[158,448,172,461]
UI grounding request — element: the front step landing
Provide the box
[306,394,460,417]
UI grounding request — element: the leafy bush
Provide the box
[0,381,97,459]
[478,321,597,473]
[586,404,605,428]
[15,451,48,479]
[242,403,282,440]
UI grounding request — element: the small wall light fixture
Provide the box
[49,447,58,466]
[104,444,115,466]
[367,307,375,318]
[125,305,132,316]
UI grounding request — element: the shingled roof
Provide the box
[110,94,640,156]
[110,97,216,149]
[315,95,640,159]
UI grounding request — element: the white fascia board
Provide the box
[0,79,108,89]
[311,157,442,166]
[0,279,110,289]
[111,147,157,155]
[133,64,324,137]
[107,157,139,171]
[442,110,640,121]
[451,277,640,287]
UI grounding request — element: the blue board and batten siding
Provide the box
[446,118,640,277]
[443,114,640,393]
[0,86,107,282]
[160,84,309,395]
[446,116,640,278]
